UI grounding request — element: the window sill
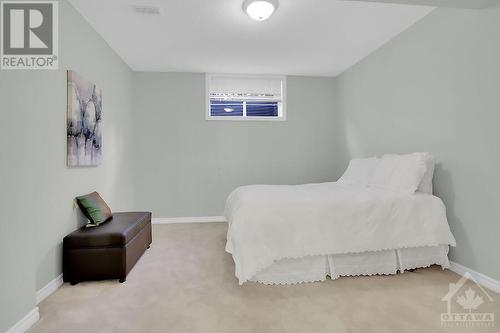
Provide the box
[206,116,287,122]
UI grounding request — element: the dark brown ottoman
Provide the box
[63,212,152,285]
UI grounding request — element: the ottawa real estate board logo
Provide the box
[1,1,58,69]
[441,272,495,328]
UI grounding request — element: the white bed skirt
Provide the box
[251,245,450,285]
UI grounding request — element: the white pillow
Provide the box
[368,153,427,194]
[417,153,435,194]
[338,157,379,186]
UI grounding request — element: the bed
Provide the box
[224,153,456,285]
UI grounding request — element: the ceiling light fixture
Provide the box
[242,0,278,21]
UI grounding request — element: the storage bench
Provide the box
[63,212,152,285]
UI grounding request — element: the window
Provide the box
[206,74,286,121]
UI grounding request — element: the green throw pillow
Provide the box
[75,192,112,226]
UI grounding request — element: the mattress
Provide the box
[251,245,450,285]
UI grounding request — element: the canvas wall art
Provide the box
[67,70,102,166]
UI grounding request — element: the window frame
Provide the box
[205,73,287,121]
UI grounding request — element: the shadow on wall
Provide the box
[75,207,89,229]
[36,205,89,286]
[433,163,475,268]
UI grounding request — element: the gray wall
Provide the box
[0,1,135,331]
[133,73,340,217]
[335,6,500,280]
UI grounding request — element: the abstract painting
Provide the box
[67,70,102,166]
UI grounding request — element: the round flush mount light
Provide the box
[243,0,278,21]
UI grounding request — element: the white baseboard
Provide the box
[449,261,500,294]
[152,216,227,224]
[36,274,63,304]
[6,307,39,333]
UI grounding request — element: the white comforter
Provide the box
[224,182,456,284]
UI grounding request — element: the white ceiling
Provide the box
[69,0,435,76]
[346,0,494,9]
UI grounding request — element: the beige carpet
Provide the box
[31,223,499,333]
